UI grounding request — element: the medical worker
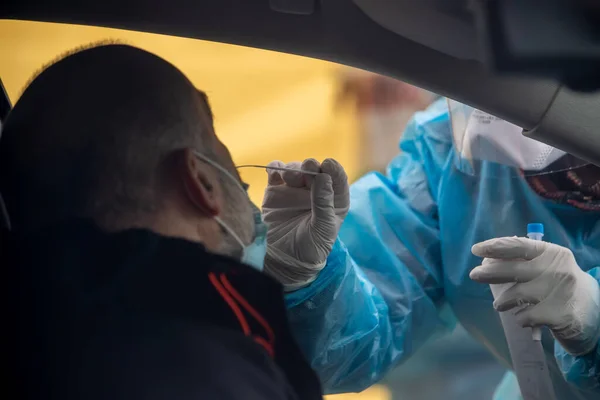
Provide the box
[262,98,600,399]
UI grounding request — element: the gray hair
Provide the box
[0,44,216,232]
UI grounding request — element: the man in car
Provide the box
[263,98,600,399]
[0,44,327,400]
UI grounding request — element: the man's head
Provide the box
[0,44,254,257]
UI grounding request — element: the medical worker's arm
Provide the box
[264,99,454,393]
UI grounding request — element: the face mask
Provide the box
[461,110,566,171]
[193,151,267,272]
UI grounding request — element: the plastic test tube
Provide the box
[527,223,544,341]
[489,222,556,400]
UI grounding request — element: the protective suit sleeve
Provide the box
[554,266,600,393]
[285,98,455,393]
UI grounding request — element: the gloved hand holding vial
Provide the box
[471,230,600,357]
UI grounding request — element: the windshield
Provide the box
[1,19,513,400]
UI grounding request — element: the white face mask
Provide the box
[460,110,566,171]
[193,152,267,272]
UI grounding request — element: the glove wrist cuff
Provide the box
[553,272,600,356]
[554,331,600,357]
[263,246,326,291]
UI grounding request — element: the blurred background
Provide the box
[0,20,507,400]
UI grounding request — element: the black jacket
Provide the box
[5,220,322,400]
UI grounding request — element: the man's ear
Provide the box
[180,148,221,217]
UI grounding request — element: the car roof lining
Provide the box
[353,0,479,61]
[4,0,600,165]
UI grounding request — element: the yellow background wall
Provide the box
[0,20,388,400]
[0,20,361,206]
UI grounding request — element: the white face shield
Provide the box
[448,99,587,178]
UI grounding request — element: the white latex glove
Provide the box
[262,158,350,291]
[471,237,600,356]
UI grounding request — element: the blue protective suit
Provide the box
[285,98,600,399]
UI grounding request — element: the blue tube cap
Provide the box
[527,223,544,234]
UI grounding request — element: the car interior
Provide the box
[2,2,600,399]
